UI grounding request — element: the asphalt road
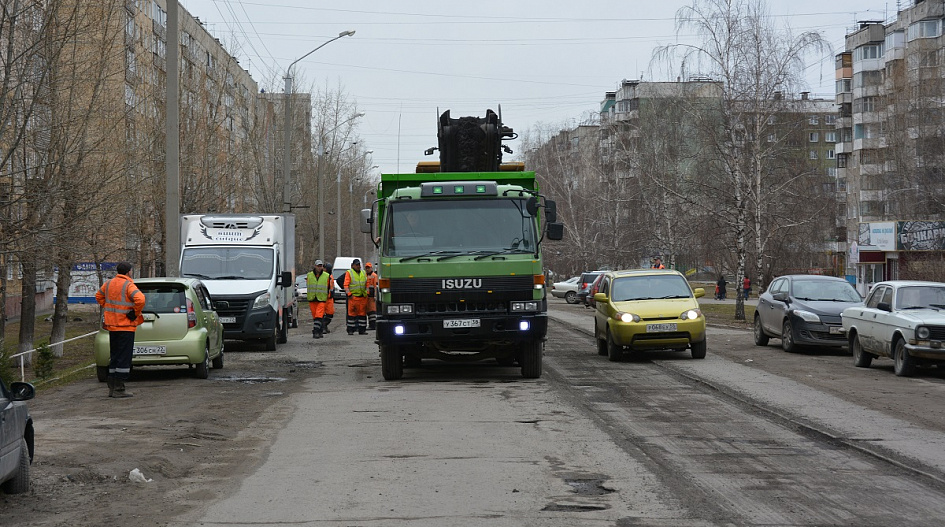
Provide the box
[179,302,945,526]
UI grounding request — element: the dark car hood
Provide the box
[793,299,864,323]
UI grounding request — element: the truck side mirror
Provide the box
[279,271,292,287]
[546,222,564,240]
[545,200,557,223]
[525,196,539,216]
[360,209,372,233]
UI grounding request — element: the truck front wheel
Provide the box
[520,340,543,379]
[381,344,404,380]
[277,310,289,344]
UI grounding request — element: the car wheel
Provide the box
[781,320,798,353]
[691,339,707,359]
[211,347,224,369]
[565,291,577,304]
[851,334,872,368]
[594,320,607,356]
[520,340,543,378]
[0,438,30,494]
[381,344,404,380]
[893,338,916,377]
[96,366,108,382]
[607,330,622,362]
[194,345,210,379]
[753,315,769,346]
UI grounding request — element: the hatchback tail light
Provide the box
[186,298,197,328]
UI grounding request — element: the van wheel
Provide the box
[520,340,543,378]
[96,366,108,382]
[277,311,288,344]
[381,344,403,380]
[0,439,30,494]
[264,331,277,351]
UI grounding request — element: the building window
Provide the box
[836,78,852,93]
[809,132,819,143]
[837,153,848,168]
[809,115,819,125]
[767,133,776,142]
[810,150,818,159]
[854,44,884,61]
[825,115,837,125]
[908,19,942,41]
[825,131,837,142]
[827,149,835,159]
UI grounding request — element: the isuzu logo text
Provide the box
[441,278,482,289]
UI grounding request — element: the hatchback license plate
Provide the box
[829,326,843,334]
[220,316,236,324]
[646,323,677,332]
[133,345,166,355]
[444,319,480,328]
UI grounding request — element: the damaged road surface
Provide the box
[5,303,945,526]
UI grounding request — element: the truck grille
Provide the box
[390,276,535,315]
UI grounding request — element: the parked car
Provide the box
[592,269,707,361]
[754,274,864,353]
[0,378,35,494]
[94,277,224,380]
[576,271,604,306]
[551,276,580,304]
[295,275,308,301]
[842,280,945,377]
[586,272,605,308]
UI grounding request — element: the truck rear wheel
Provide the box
[381,344,403,380]
[520,340,543,378]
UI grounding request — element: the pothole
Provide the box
[290,361,323,370]
[214,376,287,384]
[542,503,609,512]
[565,478,616,496]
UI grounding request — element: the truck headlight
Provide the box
[510,301,540,313]
[917,326,930,339]
[386,304,414,316]
[252,291,270,310]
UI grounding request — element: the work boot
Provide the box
[111,380,133,398]
[107,377,116,397]
[313,331,323,339]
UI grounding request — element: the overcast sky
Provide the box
[180,0,891,176]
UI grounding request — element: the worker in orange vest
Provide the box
[344,259,369,335]
[95,261,145,398]
[652,256,665,269]
[364,262,378,330]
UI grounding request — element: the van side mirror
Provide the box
[546,222,564,241]
[545,200,557,223]
[279,271,292,287]
[360,209,372,233]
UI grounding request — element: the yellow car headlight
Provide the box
[680,308,702,320]
[615,311,641,323]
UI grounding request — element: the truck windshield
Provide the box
[384,199,537,258]
[180,247,274,280]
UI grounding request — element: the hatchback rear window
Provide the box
[140,286,187,313]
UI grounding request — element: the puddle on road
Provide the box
[215,376,287,384]
[565,478,616,496]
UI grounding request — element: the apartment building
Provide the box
[840,0,945,293]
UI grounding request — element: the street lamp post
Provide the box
[316,116,364,258]
[282,30,355,214]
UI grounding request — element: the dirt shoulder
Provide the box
[0,338,318,526]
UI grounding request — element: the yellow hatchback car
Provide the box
[593,269,706,361]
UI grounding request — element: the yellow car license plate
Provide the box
[646,323,677,332]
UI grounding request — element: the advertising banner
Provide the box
[897,221,945,251]
[857,222,896,251]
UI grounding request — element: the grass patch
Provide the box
[701,302,755,329]
[2,305,101,389]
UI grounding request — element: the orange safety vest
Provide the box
[95,273,145,331]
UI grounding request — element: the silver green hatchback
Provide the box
[94,277,224,380]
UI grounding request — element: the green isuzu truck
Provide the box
[360,109,563,380]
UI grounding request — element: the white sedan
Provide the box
[551,276,580,304]
[841,280,945,376]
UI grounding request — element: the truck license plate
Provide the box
[646,323,677,332]
[133,345,166,355]
[220,316,236,324]
[444,319,480,328]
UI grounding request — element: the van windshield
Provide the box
[181,248,274,280]
[383,199,537,258]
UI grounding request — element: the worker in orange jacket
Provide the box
[364,262,378,330]
[344,258,369,335]
[95,261,145,398]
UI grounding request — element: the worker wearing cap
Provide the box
[322,262,335,334]
[343,258,369,335]
[306,260,331,338]
[364,262,378,330]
